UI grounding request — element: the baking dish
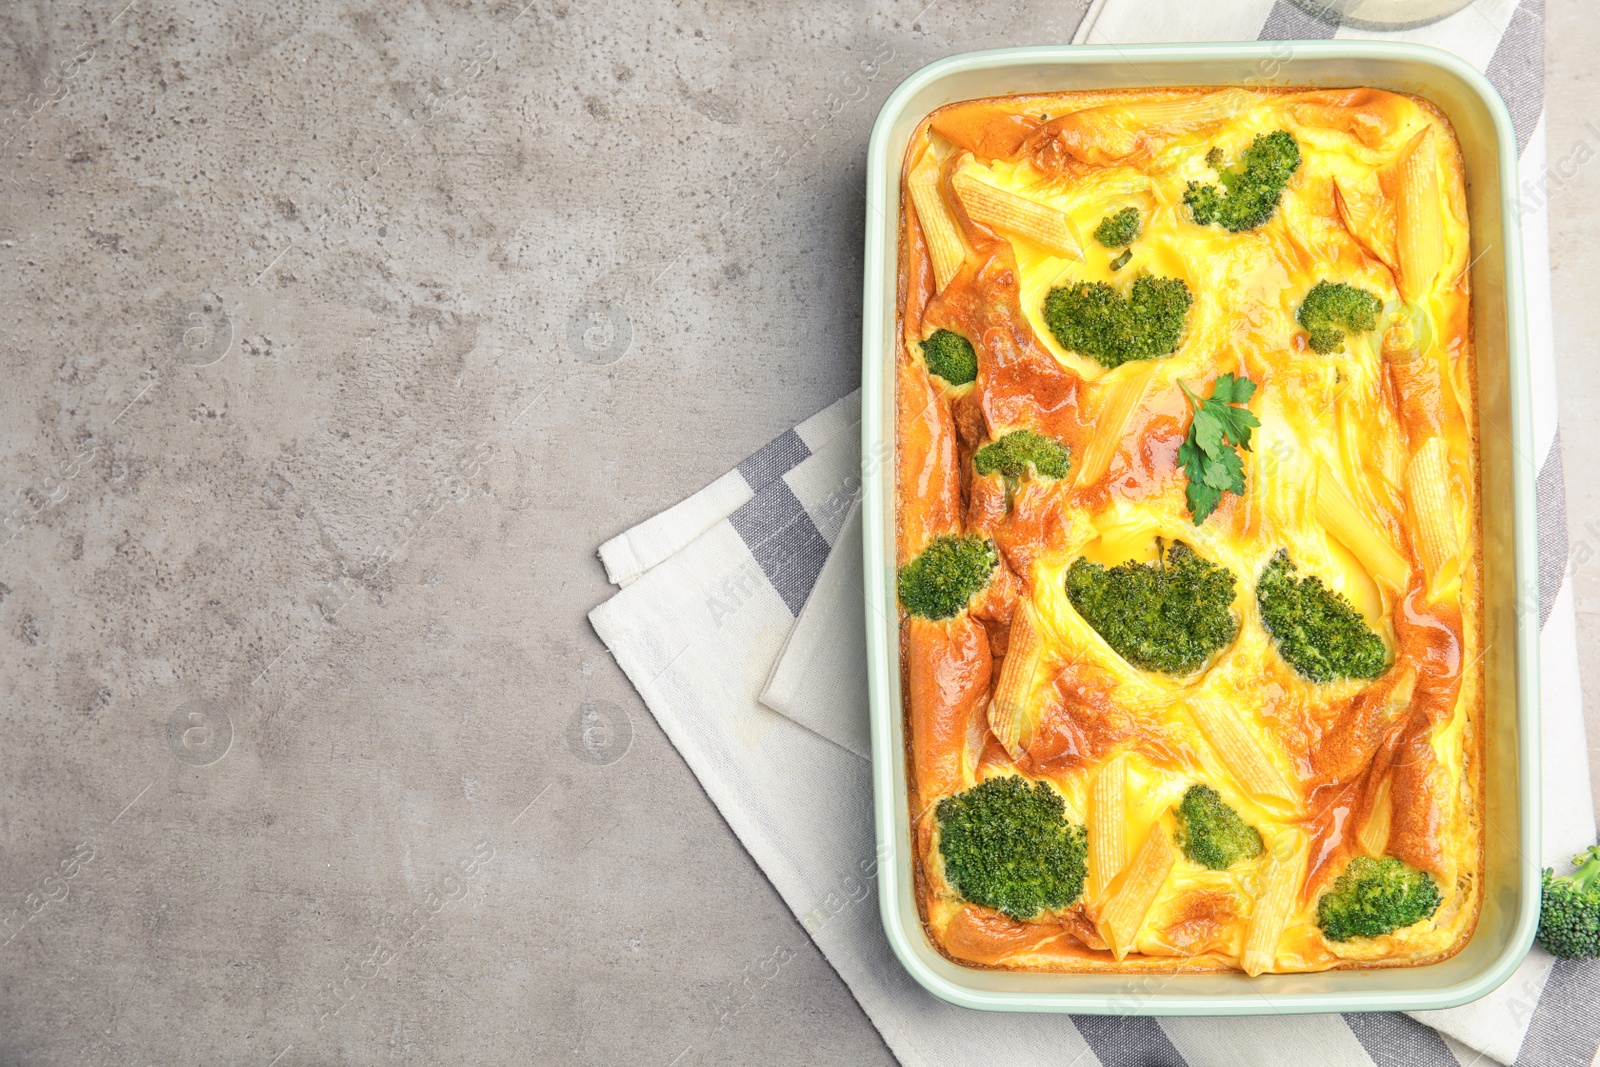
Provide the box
[860,41,1538,1014]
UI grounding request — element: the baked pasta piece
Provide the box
[895,86,1480,975]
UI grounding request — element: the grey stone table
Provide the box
[0,2,1595,1064]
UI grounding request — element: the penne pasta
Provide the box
[950,162,1082,258]
[1188,697,1301,810]
[1383,320,1443,424]
[1333,175,1398,273]
[1315,470,1412,592]
[1241,829,1309,977]
[1088,753,1129,902]
[1029,108,1142,168]
[1359,775,1393,857]
[1120,89,1258,133]
[987,609,1044,760]
[1098,820,1176,959]
[906,617,993,815]
[1075,361,1156,483]
[908,149,969,291]
[1405,437,1461,600]
[1395,126,1444,303]
[1309,669,1416,786]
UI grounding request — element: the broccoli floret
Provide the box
[1185,130,1301,232]
[1297,280,1384,354]
[897,535,998,620]
[1064,540,1239,676]
[975,430,1071,511]
[1094,206,1142,248]
[919,329,978,386]
[935,775,1088,920]
[1175,784,1264,870]
[973,430,1071,481]
[1042,274,1193,369]
[1538,846,1600,959]
[1256,551,1388,683]
[1316,856,1441,942]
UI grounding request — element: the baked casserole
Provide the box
[894,86,1480,975]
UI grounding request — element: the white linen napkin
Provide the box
[590,4,1599,1063]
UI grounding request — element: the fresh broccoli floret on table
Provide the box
[1538,846,1600,959]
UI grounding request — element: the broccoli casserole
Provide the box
[894,86,1480,975]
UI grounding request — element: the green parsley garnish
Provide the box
[1176,374,1260,525]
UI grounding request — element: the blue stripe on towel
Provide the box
[1073,1015,1189,1067]
[1514,958,1600,1066]
[729,478,832,615]
[1344,1011,1457,1067]
[1258,0,1339,40]
[1485,0,1546,155]
[737,428,811,492]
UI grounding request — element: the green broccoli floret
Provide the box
[897,535,998,620]
[1042,274,1193,369]
[1185,130,1301,232]
[1297,280,1384,354]
[935,775,1088,920]
[974,430,1071,480]
[1316,856,1441,942]
[919,329,978,386]
[1256,551,1388,683]
[1064,540,1239,676]
[1175,784,1264,870]
[1094,206,1142,248]
[975,430,1072,512]
[1538,846,1600,959]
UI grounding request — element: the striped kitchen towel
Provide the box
[589,3,1597,1064]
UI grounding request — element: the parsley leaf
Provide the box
[1177,374,1260,525]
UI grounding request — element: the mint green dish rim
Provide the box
[860,41,1539,1015]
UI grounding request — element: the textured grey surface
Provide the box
[0,1,1593,1065]
[1546,0,1600,827]
[0,2,1088,1065]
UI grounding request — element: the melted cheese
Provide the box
[898,87,1481,975]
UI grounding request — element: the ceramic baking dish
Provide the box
[859,41,1539,1015]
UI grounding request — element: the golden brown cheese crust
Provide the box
[895,86,1482,975]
